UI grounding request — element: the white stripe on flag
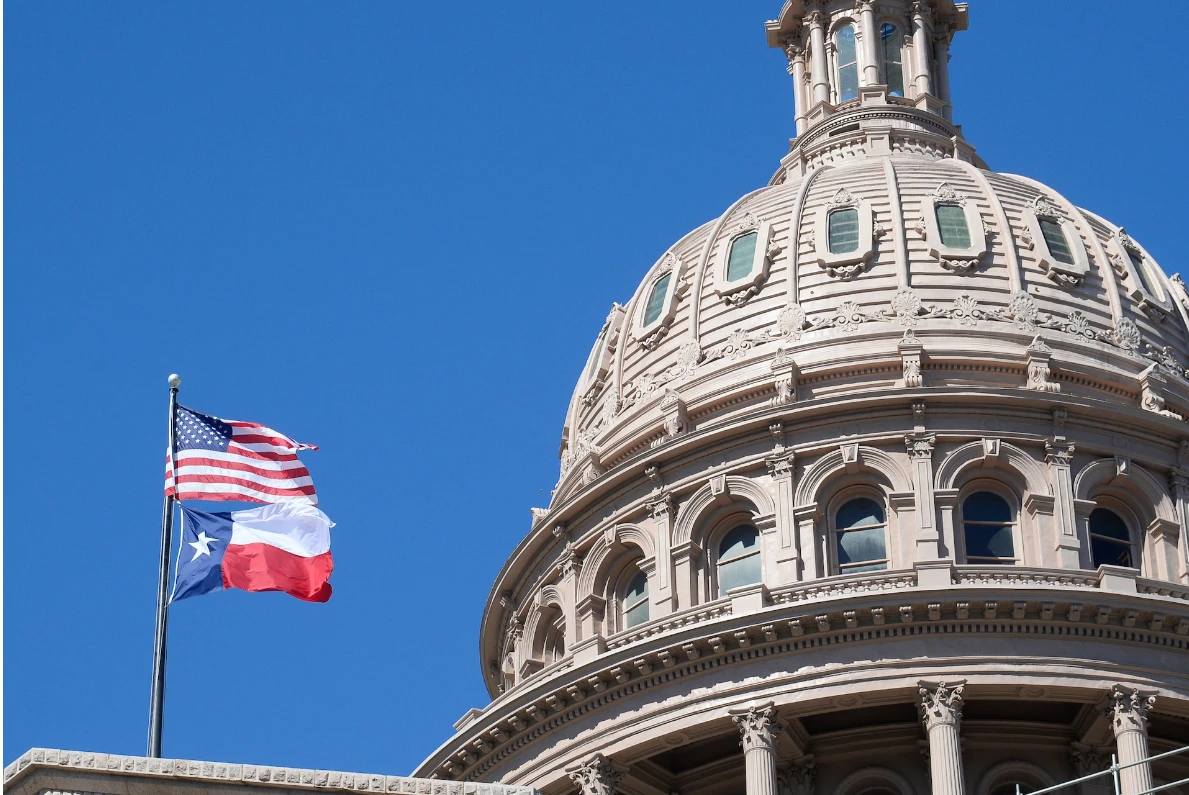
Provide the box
[229,503,333,557]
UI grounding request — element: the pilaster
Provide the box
[767,441,799,585]
[1046,436,1082,568]
[648,491,676,617]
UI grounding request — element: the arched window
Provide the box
[834,497,888,573]
[828,208,861,253]
[880,23,904,96]
[935,204,971,248]
[836,24,859,102]
[1089,507,1135,568]
[642,272,672,326]
[962,491,1017,564]
[726,231,758,282]
[718,524,761,594]
[1038,217,1075,265]
[623,570,649,628]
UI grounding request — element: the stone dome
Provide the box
[419,3,1189,794]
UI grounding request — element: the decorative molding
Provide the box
[730,702,781,752]
[918,680,965,730]
[567,754,622,795]
[1105,684,1156,735]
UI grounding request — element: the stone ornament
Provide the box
[918,681,965,730]
[730,703,782,752]
[1105,685,1156,734]
[566,754,622,795]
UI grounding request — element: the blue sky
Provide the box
[5,0,1188,776]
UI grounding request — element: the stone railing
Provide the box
[769,569,918,604]
[3,749,538,795]
[605,602,733,650]
[954,566,1100,589]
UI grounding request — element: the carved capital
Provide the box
[919,680,965,730]
[648,493,675,521]
[1106,685,1156,735]
[567,754,622,795]
[1070,743,1110,777]
[731,702,782,753]
[1172,469,1189,496]
[777,757,816,795]
[767,452,796,481]
[1045,439,1075,467]
[905,433,935,460]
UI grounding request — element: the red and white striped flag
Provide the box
[164,406,318,505]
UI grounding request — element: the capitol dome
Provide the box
[417,3,1189,795]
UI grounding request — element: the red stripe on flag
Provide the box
[173,473,316,496]
[171,456,311,480]
[221,543,333,602]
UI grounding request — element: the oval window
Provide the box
[828,208,860,253]
[935,204,971,248]
[726,231,758,282]
[1038,218,1075,265]
[642,272,671,326]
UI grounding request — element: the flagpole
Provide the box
[148,373,182,758]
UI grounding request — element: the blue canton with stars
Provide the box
[176,406,233,452]
[171,507,234,602]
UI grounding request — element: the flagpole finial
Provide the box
[167,374,182,388]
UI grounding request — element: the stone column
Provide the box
[785,43,809,136]
[807,7,830,105]
[567,753,622,795]
[858,0,879,86]
[648,492,675,617]
[731,703,781,795]
[777,757,816,795]
[767,449,800,585]
[1046,437,1082,568]
[906,427,939,560]
[933,25,953,118]
[919,681,966,795]
[1107,685,1157,795]
[910,3,933,97]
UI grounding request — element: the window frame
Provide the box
[829,490,891,575]
[957,483,1022,566]
[879,22,905,97]
[1023,195,1091,286]
[919,183,988,268]
[619,567,650,631]
[813,188,875,278]
[632,252,685,349]
[713,522,763,597]
[714,215,775,304]
[581,305,625,396]
[1087,498,1140,571]
[1110,228,1172,318]
[833,21,860,103]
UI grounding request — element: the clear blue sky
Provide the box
[5,0,1188,776]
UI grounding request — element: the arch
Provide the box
[835,766,915,795]
[1074,458,1177,525]
[795,446,913,507]
[975,761,1056,795]
[935,440,1052,496]
[673,475,777,547]
[576,522,656,600]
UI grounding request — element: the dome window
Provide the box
[581,304,625,396]
[715,214,776,305]
[935,204,971,248]
[919,184,987,273]
[1022,195,1090,286]
[961,491,1017,564]
[835,24,859,102]
[1108,227,1172,321]
[813,188,875,279]
[828,208,860,253]
[833,497,888,573]
[642,272,671,326]
[727,232,759,282]
[1089,507,1134,569]
[622,570,649,629]
[633,252,685,350]
[880,24,904,97]
[717,524,761,595]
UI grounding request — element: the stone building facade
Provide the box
[8,4,1189,795]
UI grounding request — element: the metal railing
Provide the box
[1016,746,1189,795]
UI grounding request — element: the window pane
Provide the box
[727,232,758,282]
[1039,217,1075,265]
[936,204,971,248]
[643,272,671,325]
[837,527,886,566]
[965,523,1015,560]
[624,599,649,628]
[1089,508,1130,541]
[1091,536,1134,569]
[828,208,860,253]
[719,524,759,562]
[719,553,762,593]
[1126,248,1157,296]
[881,24,903,96]
[836,497,885,529]
[837,25,858,101]
[624,571,648,608]
[963,491,1012,523]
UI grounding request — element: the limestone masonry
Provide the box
[10,4,1189,795]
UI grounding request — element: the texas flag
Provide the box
[172,503,334,603]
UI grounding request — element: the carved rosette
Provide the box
[731,703,782,753]
[919,681,965,730]
[1106,685,1156,735]
[567,754,622,795]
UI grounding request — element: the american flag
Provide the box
[164,406,319,505]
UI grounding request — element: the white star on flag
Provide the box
[189,531,219,561]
